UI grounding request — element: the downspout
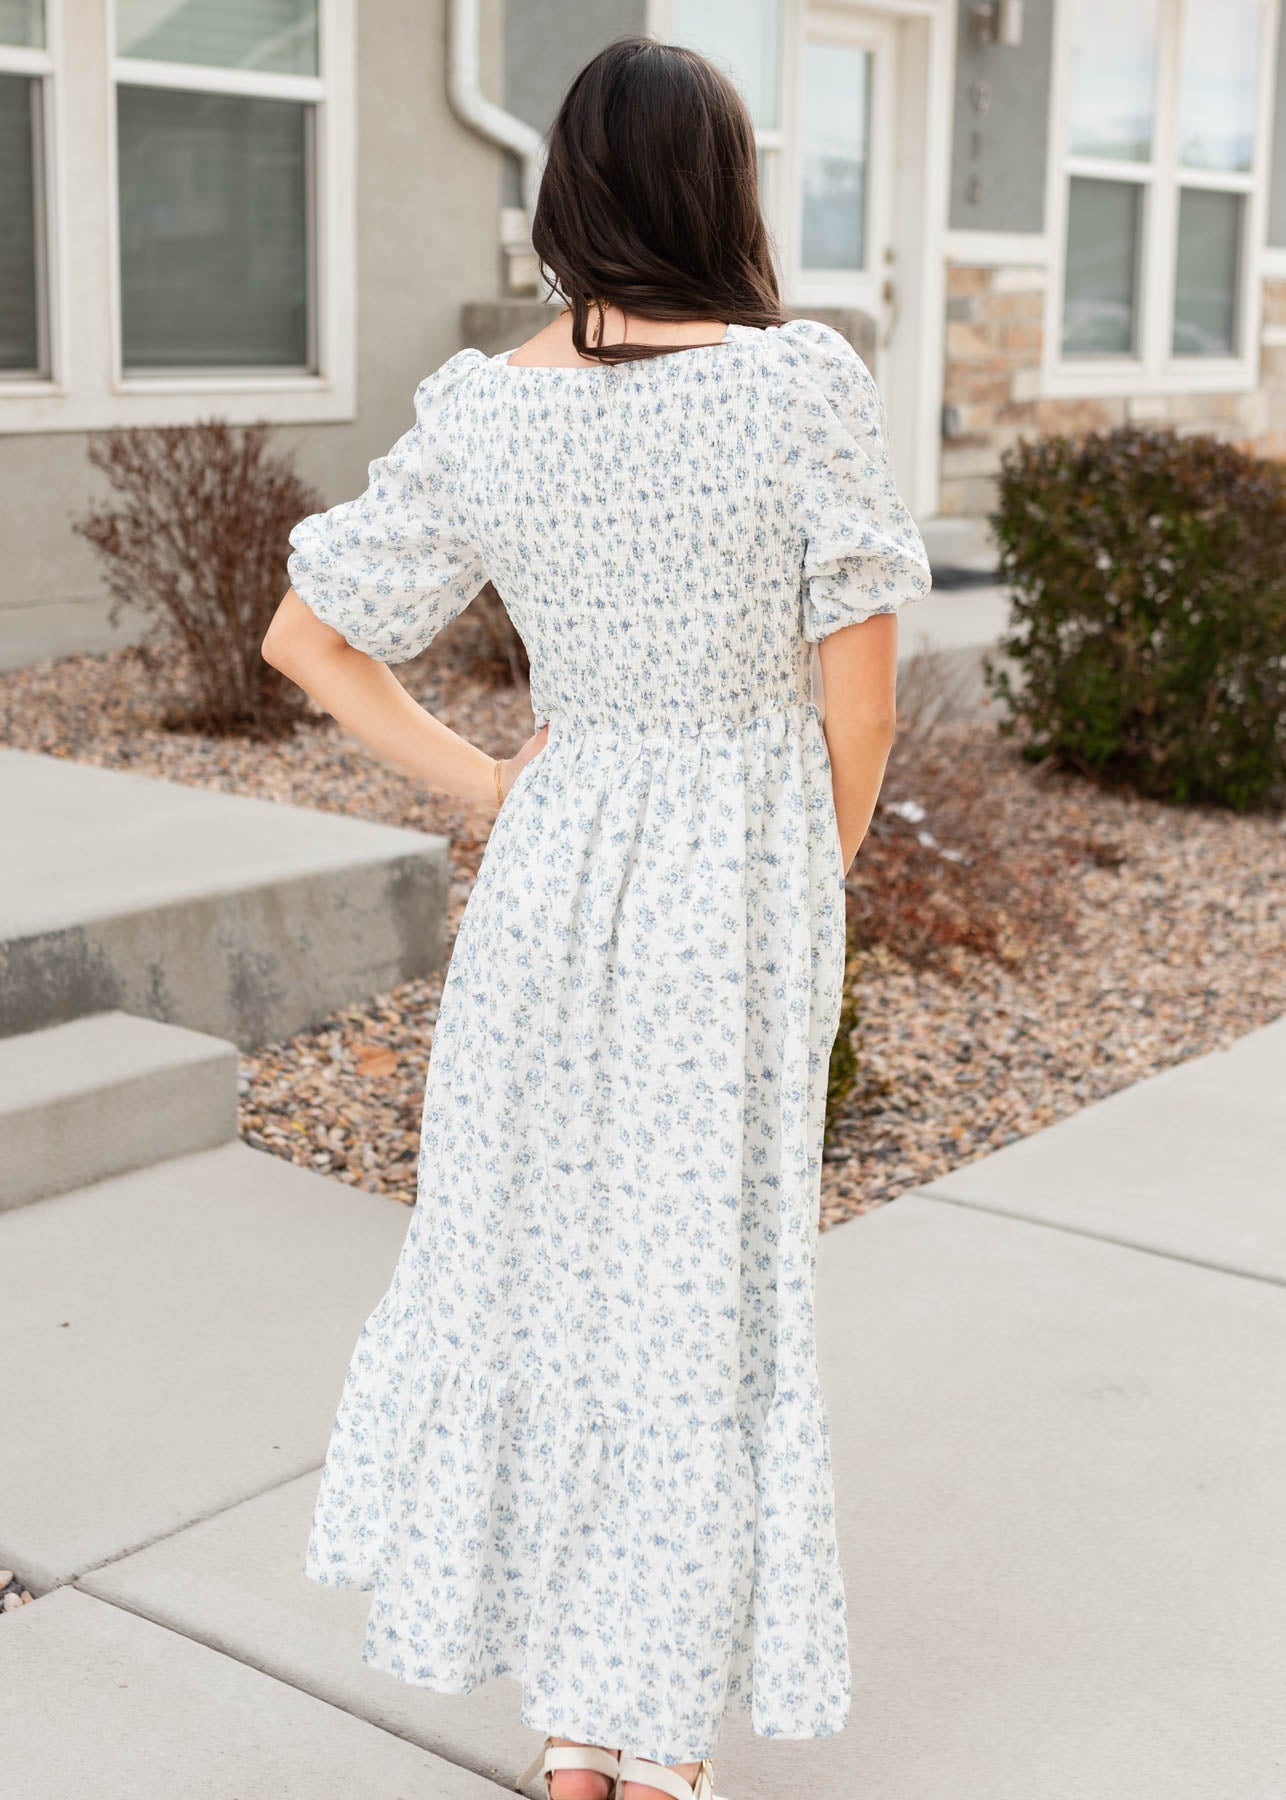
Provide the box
[446,0,545,224]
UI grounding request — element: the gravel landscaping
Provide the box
[3,614,1282,1232]
[0,1570,34,1615]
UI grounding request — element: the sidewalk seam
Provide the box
[917,1189,1286,1292]
[64,1586,519,1794]
[60,1455,325,1592]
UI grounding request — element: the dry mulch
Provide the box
[2,616,1282,1234]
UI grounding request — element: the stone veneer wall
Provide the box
[940,264,1286,519]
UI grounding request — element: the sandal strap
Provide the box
[516,1740,622,1793]
[618,1755,711,1800]
[516,1739,554,1793]
[545,1747,621,1780]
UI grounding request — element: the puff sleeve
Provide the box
[779,318,932,643]
[286,350,488,664]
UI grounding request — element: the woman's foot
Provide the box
[619,1759,704,1800]
[546,1739,620,1800]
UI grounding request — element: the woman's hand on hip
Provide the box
[499,722,550,801]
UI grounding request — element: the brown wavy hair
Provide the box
[531,36,786,364]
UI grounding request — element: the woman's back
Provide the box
[285,317,929,738]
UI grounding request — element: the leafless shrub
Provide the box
[73,419,322,737]
[847,647,1078,972]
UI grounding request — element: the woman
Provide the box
[262,34,930,1800]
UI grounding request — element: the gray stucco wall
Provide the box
[1,0,504,616]
[500,0,645,204]
[948,0,1055,235]
[1269,0,1286,247]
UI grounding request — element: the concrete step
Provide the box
[0,1139,410,1592]
[0,747,451,1050]
[0,1011,237,1212]
[1,1586,514,1800]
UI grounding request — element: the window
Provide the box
[0,0,50,379]
[1054,0,1272,386]
[0,0,353,432]
[113,1,320,376]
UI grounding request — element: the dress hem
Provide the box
[301,1558,850,1764]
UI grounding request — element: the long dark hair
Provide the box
[531,36,786,364]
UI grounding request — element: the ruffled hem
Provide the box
[302,1349,850,1759]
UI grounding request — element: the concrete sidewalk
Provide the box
[3,1017,1283,1796]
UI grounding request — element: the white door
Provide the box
[785,5,899,382]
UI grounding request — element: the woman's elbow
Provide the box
[261,588,321,674]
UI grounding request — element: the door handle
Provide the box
[881,275,899,349]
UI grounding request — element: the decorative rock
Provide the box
[1,635,1281,1232]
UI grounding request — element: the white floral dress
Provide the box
[286,318,931,1764]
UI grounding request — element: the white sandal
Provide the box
[516,1737,622,1798]
[615,1753,717,1800]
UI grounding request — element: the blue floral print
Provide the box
[286,318,931,1765]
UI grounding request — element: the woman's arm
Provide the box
[816,611,898,876]
[262,587,547,806]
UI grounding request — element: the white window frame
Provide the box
[0,1,60,385]
[1042,0,1281,399]
[1,0,354,432]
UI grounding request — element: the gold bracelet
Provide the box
[494,756,504,805]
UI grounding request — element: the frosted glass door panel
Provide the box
[116,0,318,78]
[800,41,871,271]
[117,86,311,370]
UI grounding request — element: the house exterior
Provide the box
[3,0,1286,637]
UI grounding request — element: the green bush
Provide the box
[986,424,1286,811]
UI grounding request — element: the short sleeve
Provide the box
[778,318,932,644]
[286,350,488,664]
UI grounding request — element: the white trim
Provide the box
[113,56,324,101]
[0,43,52,75]
[1041,0,1279,402]
[0,5,58,385]
[1263,248,1286,278]
[1,0,356,433]
[787,6,898,304]
[943,228,1051,267]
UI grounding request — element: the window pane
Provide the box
[0,0,43,48]
[118,86,310,371]
[800,42,870,271]
[0,73,40,373]
[671,0,783,130]
[116,0,318,79]
[1067,0,1160,162]
[1178,0,1260,172]
[1172,188,1242,355]
[1062,177,1141,355]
